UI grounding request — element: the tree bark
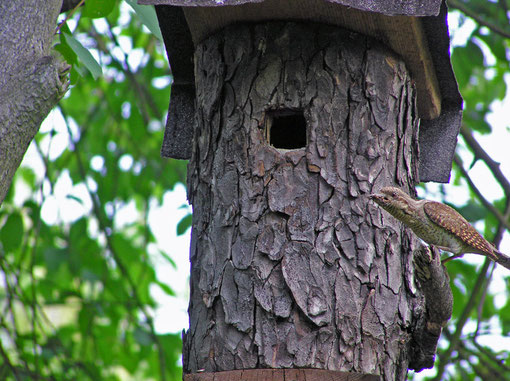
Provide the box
[184,22,450,380]
[0,0,69,205]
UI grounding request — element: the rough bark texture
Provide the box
[0,0,69,206]
[409,246,453,370]
[184,22,450,380]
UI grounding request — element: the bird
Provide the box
[369,186,510,270]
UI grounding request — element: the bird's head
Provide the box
[369,186,416,220]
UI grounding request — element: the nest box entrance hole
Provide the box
[264,109,307,150]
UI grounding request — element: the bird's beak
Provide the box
[369,193,384,204]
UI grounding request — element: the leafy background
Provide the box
[1,0,510,380]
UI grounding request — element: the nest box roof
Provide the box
[140,0,463,183]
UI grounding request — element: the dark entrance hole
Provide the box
[265,109,307,149]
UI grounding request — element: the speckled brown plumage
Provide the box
[369,187,510,269]
[422,201,497,259]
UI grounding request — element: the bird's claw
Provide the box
[441,253,463,264]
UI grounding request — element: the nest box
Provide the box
[140,0,462,183]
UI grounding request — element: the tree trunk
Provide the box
[184,22,450,380]
[0,0,68,205]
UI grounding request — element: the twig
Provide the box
[432,259,493,381]
[461,125,510,198]
[0,261,32,377]
[498,0,510,24]
[453,155,510,234]
[449,0,510,39]
[29,132,55,380]
[55,0,85,35]
[453,338,510,380]
[106,26,160,119]
[472,339,510,373]
[474,262,495,337]
[60,107,168,381]
[0,333,21,381]
[433,190,510,380]
[453,155,510,269]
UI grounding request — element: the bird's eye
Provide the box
[391,191,397,198]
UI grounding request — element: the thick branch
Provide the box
[0,0,69,206]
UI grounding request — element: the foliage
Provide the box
[0,1,186,380]
[412,1,510,380]
[0,0,509,380]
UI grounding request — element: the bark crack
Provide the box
[185,21,438,380]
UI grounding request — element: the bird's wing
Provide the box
[423,201,495,255]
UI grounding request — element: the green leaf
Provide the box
[475,32,507,62]
[159,249,177,269]
[59,21,73,35]
[17,167,37,189]
[63,32,102,79]
[155,280,176,296]
[502,288,510,336]
[456,202,487,223]
[463,109,492,134]
[69,218,88,247]
[176,213,192,235]
[451,41,484,90]
[66,194,84,205]
[0,2,190,378]
[0,213,24,252]
[69,65,82,85]
[23,200,41,221]
[134,327,153,346]
[82,0,117,18]
[159,333,183,377]
[43,248,67,272]
[54,41,78,66]
[125,0,163,41]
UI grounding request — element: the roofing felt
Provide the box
[141,0,462,183]
[140,0,441,17]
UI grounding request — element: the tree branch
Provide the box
[0,332,21,381]
[0,0,69,206]
[60,107,168,381]
[448,0,510,39]
[453,155,510,234]
[432,259,492,381]
[56,0,85,34]
[60,0,84,14]
[453,155,510,269]
[472,339,510,373]
[446,330,510,379]
[433,192,510,380]
[461,125,510,198]
[498,0,510,24]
